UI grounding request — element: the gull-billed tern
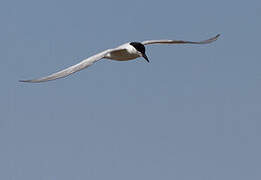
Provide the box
[20,34,220,83]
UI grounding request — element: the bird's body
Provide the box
[104,43,140,61]
[20,34,220,83]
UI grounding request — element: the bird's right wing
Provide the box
[142,34,220,45]
[20,48,117,83]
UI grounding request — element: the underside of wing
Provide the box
[142,34,220,45]
[20,49,114,83]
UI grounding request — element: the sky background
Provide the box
[1,0,261,179]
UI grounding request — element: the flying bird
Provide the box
[20,34,220,83]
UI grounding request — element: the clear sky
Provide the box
[1,0,261,179]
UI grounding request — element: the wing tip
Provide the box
[215,33,221,39]
[19,79,30,83]
[201,33,221,44]
[212,33,221,41]
[19,79,42,83]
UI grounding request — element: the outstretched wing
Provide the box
[142,34,220,45]
[20,49,115,83]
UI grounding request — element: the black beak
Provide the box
[142,53,149,63]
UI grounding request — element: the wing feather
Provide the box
[20,49,114,83]
[142,34,220,45]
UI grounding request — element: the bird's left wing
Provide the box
[20,48,118,83]
[142,34,220,45]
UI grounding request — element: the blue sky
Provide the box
[1,0,261,179]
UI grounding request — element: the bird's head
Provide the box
[130,42,149,63]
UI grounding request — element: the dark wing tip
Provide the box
[213,33,221,40]
[19,79,41,83]
[19,80,30,83]
[200,33,221,44]
[214,33,221,40]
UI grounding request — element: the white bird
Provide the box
[20,34,220,83]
